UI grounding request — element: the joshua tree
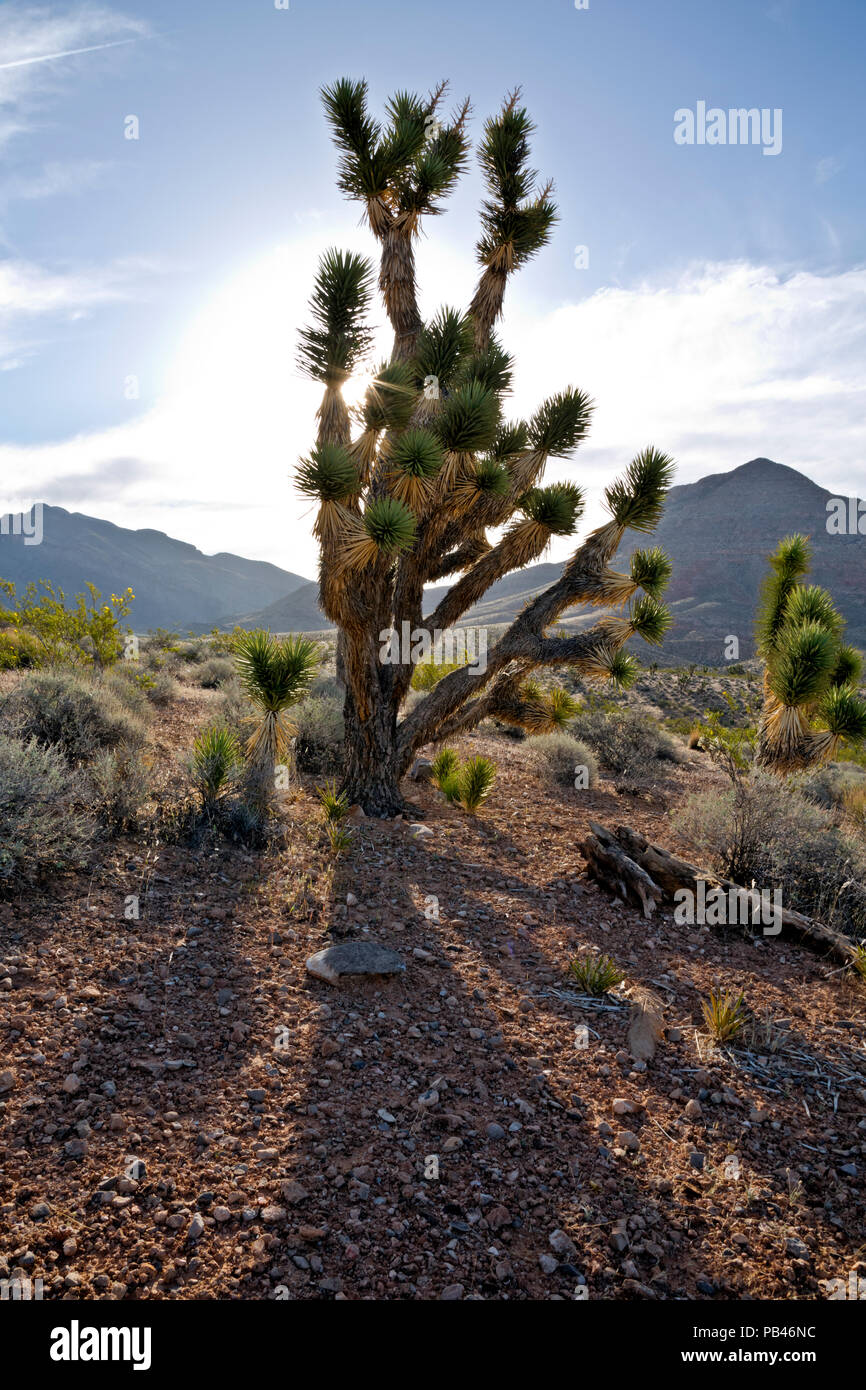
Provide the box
[755,534,866,772]
[295,79,675,815]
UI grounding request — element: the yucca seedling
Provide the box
[849,943,866,982]
[326,819,354,856]
[233,630,320,767]
[191,725,241,809]
[701,988,749,1043]
[431,747,460,786]
[456,754,496,813]
[567,951,625,996]
[317,778,349,822]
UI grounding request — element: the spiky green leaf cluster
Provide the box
[488,420,528,463]
[605,448,675,532]
[361,361,417,432]
[629,594,672,646]
[472,459,510,496]
[476,100,557,267]
[364,497,417,554]
[630,546,673,599]
[296,444,359,502]
[435,381,499,453]
[296,248,374,385]
[389,428,443,479]
[521,482,584,535]
[527,389,594,457]
[755,533,812,658]
[453,336,514,397]
[414,308,474,392]
[233,631,320,715]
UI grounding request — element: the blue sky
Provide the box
[1,0,864,578]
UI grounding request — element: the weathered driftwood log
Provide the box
[579,829,664,919]
[582,821,861,968]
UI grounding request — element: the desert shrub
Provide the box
[524,731,599,788]
[676,773,866,936]
[570,706,683,783]
[197,656,236,689]
[798,761,866,811]
[293,692,344,774]
[0,626,41,669]
[0,734,93,884]
[411,656,465,692]
[0,579,134,667]
[144,670,179,705]
[0,669,147,764]
[143,628,181,654]
[213,675,255,741]
[175,638,207,664]
[88,747,151,833]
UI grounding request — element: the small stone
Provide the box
[246,1088,267,1103]
[486,1205,512,1231]
[486,1122,506,1140]
[213,1207,231,1222]
[280,1182,308,1205]
[549,1229,577,1259]
[188,1213,206,1241]
[539,1254,558,1274]
[409,758,434,782]
[440,1283,464,1300]
[62,1238,77,1257]
[299,1225,327,1241]
[786,1238,809,1259]
[345,893,358,907]
[612,1098,641,1116]
[62,1074,81,1094]
[261,1206,286,1224]
[689,1151,705,1171]
[31,1203,51,1220]
[305,941,406,986]
[0,1069,16,1093]
[409,822,433,838]
[684,1099,703,1120]
[616,1130,640,1152]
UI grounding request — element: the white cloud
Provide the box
[0,255,864,586]
[0,4,148,147]
[0,255,158,367]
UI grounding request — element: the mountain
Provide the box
[0,506,307,632]
[5,461,861,663]
[228,459,865,664]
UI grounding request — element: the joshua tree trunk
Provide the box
[341,697,403,816]
[295,80,678,816]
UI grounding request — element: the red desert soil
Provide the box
[1,695,865,1301]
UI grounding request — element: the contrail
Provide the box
[0,37,140,72]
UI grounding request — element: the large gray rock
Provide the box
[305,942,406,986]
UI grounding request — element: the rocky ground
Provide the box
[1,688,865,1302]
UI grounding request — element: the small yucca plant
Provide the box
[430,747,460,786]
[326,819,354,856]
[567,951,624,996]
[232,630,320,768]
[701,988,749,1043]
[318,777,349,822]
[457,754,496,812]
[756,536,866,773]
[192,725,241,809]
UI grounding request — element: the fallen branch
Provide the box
[582,821,862,969]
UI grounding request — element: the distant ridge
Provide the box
[0,506,307,632]
[4,461,862,663]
